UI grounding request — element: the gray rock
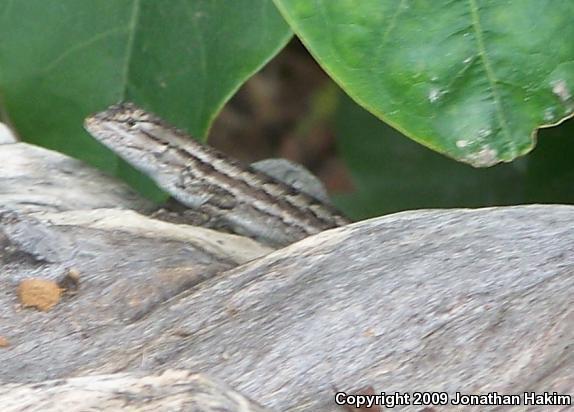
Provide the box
[0,370,272,412]
[0,141,572,411]
[251,158,331,204]
[0,122,17,144]
[0,142,152,213]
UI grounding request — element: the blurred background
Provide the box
[1,2,571,222]
[207,39,574,220]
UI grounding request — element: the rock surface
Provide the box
[0,370,271,412]
[0,142,151,213]
[0,141,573,411]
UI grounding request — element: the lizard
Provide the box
[84,102,350,248]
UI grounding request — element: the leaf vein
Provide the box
[121,0,141,100]
[184,2,208,131]
[469,0,514,153]
[41,27,125,75]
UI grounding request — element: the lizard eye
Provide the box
[126,118,137,128]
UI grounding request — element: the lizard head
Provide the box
[83,102,175,174]
[85,102,160,129]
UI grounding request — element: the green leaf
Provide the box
[0,0,291,178]
[332,91,574,219]
[273,0,574,166]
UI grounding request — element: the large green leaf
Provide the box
[273,0,574,166]
[333,90,574,220]
[0,0,291,174]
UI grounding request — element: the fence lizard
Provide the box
[84,103,350,247]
